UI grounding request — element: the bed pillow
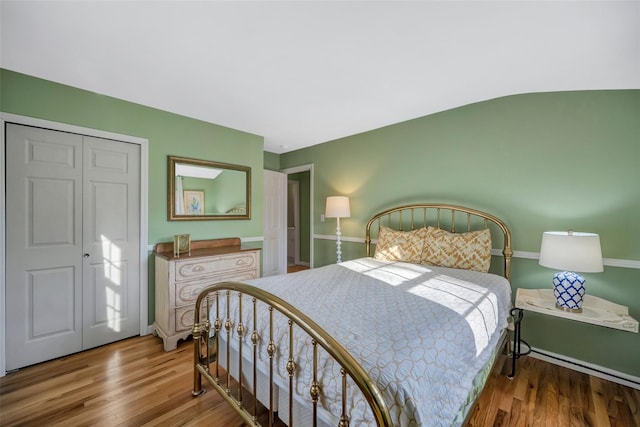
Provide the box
[374,226,428,263]
[421,227,492,272]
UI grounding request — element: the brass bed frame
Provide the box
[191,203,513,426]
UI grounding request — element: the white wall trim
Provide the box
[241,236,265,243]
[603,257,640,269]
[489,248,640,270]
[0,112,150,377]
[529,347,640,390]
[314,234,366,244]
[314,234,640,270]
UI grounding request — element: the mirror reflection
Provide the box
[168,156,251,220]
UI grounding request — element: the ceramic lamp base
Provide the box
[553,271,585,313]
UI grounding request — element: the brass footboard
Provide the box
[192,281,392,427]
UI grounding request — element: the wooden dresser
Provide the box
[153,237,260,351]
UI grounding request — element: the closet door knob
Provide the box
[83,253,90,258]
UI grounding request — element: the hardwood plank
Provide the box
[508,397,528,427]
[556,361,572,426]
[542,359,560,427]
[1,336,639,427]
[525,359,542,426]
[568,367,588,426]
[622,386,640,427]
[591,376,613,427]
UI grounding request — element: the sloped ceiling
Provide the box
[1,1,639,154]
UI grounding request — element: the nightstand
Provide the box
[508,288,638,378]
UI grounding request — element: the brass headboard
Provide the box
[365,203,513,281]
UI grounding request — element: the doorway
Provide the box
[287,180,300,267]
[282,164,313,271]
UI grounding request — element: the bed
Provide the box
[191,203,513,426]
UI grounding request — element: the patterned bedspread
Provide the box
[211,257,511,426]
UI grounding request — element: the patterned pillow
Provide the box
[421,227,492,272]
[374,226,428,263]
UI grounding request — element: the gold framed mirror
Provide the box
[168,155,251,220]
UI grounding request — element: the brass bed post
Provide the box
[423,207,428,228]
[286,319,296,426]
[310,340,320,427]
[205,295,210,371]
[237,292,244,407]
[503,236,513,282]
[214,291,221,381]
[251,297,259,422]
[191,318,207,396]
[339,368,349,427]
[364,231,371,258]
[410,209,414,230]
[225,290,231,395]
[267,306,276,427]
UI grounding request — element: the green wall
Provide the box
[263,151,280,171]
[1,69,265,324]
[280,90,640,377]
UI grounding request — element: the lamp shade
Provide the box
[325,196,350,218]
[539,231,603,273]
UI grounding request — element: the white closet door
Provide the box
[82,136,140,349]
[5,124,141,370]
[5,124,84,369]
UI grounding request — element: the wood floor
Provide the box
[1,335,638,427]
[287,264,309,273]
[466,354,640,427]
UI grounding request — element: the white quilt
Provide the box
[210,257,511,426]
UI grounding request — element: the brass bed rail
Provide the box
[192,281,393,427]
[365,203,513,281]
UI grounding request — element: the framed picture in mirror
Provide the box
[183,190,204,215]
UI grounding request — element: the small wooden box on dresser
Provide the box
[153,237,260,351]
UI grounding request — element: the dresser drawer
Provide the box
[175,252,258,282]
[175,270,260,307]
[175,303,209,332]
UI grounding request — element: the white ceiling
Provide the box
[1,1,639,154]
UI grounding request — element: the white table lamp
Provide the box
[325,196,350,263]
[539,230,603,313]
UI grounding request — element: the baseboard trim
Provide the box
[529,347,640,390]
